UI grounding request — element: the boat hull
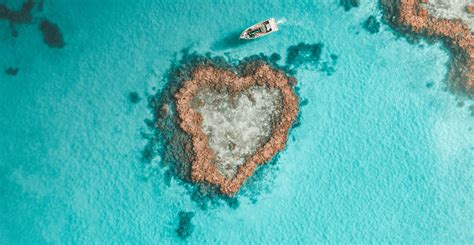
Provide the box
[240,18,279,40]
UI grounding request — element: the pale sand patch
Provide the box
[192,86,283,178]
[422,0,474,31]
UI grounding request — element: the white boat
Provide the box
[240,18,279,40]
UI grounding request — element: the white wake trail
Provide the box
[276,18,287,25]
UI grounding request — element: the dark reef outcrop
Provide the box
[129,92,141,104]
[0,0,34,37]
[340,0,360,11]
[176,211,195,239]
[0,1,65,48]
[39,19,65,48]
[5,67,19,76]
[364,15,381,34]
[286,42,324,69]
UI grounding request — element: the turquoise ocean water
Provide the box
[1,0,473,243]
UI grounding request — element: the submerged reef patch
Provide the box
[0,1,65,48]
[129,92,141,104]
[0,0,34,37]
[380,0,474,98]
[340,0,360,11]
[285,43,337,76]
[364,15,381,34]
[319,53,338,76]
[39,19,65,48]
[286,42,323,69]
[4,67,19,76]
[175,211,195,239]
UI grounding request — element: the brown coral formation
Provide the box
[174,63,298,195]
[466,5,474,15]
[381,0,474,96]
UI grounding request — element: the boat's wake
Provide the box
[276,18,287,25]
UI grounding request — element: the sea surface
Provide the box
[1,0,473,243]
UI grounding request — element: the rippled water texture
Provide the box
[1,0,473,243]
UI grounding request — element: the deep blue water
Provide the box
[1,0,473,243]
